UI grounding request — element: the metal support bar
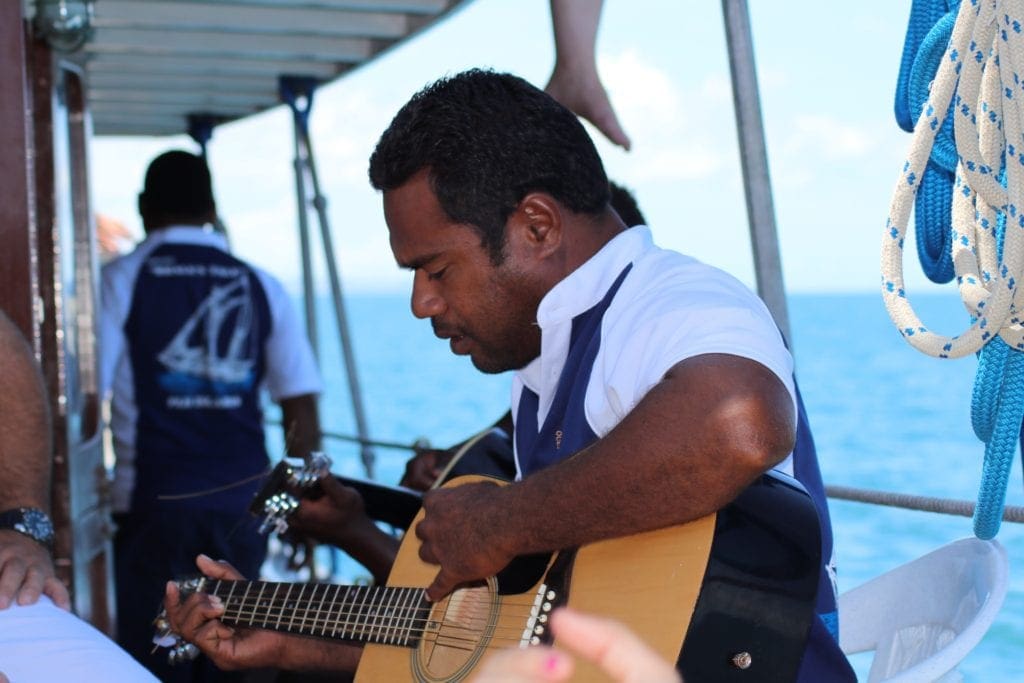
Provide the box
[187,113,231,239]
[281,75,375,478]
[186,113,217,157]
[290,120,319,359]
[721,0,793,346]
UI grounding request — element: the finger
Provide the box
[318,473,348,498]
[41,575,71,610]
[550,608,679,683]
[13,565,44,606]
[191,615,241,667]
[414,517,431,542]
[425,568,458,603]
[164,580,181,614]
[179,594,227,641]
[472,647,573,683]
[417,538,438,565]
[196,554,244,580]
[165,583,225,636]
[0,559,27,608]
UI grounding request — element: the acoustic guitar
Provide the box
[169,471,820,682]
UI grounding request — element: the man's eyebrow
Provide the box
[397,251,443,271]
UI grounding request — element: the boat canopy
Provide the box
[27,0,468,137]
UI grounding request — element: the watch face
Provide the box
[10,508,55,546]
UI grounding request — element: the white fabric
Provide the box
[100,225,322,511]
[0,597,157,682]
[512,226,796,478]
[838,537,1008,683]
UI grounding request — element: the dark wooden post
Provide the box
[0,5,40,346]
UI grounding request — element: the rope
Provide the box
[827,485,1024,523]
[897,3,961,282]
[882,0,1024,539]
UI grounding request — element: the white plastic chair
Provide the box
[838,537,1009,682]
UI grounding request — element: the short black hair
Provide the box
[609,181,646,227]
[140,150,215,220]
[368,69,610,263]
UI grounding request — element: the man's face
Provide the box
[385,172,542,374]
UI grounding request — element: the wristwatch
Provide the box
[0,507,55,550]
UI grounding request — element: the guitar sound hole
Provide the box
[412,577,499,683]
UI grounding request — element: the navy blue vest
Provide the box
[792,380,856,681]
[125,243,272,513]
[515,265,631,476]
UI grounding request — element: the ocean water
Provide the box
[266,291,1024,681]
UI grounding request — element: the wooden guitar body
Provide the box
[356,471,819,682]
[357,474,715,682]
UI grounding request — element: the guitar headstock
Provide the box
[152,576,209,665]
[249,452,333,535]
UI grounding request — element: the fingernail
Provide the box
[198,553,212,562]
[210,596,223,608]
[544,654,561,673]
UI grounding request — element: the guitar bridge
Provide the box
[521,583,556,647]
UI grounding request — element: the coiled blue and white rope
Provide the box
[882,0,1024,539]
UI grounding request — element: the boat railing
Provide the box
[827,485,1024,525]
[290,423,1024,525]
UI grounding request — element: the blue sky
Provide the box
[90,0,922,296]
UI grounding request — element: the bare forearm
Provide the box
[548,0,603,69]
[0,311,51,510]
[493,355,795,555]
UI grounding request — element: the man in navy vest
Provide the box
[100,150,322,681]
[163,72,853,681]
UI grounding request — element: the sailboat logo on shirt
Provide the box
[157,273,258,399]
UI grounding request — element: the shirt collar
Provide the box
[141,224,229,252]
[536,225,652,328]
[517,226,653,393]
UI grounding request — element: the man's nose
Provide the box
[411,270,445,319]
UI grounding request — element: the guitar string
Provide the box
[216,599,548,629]
[210,584,548,647]
[218,603,545,644]
[219,614,540,650]
[204,581,554,613]
[217,609,540,651]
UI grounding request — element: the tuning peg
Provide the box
[168,639,200,665]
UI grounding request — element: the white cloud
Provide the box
[597,51,732,184]
[786,115,875,160]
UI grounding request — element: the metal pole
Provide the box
[289,117,319,359]
[721,0,793,346]
[281,76,375,478]
[298,121,376,479]
[288,108,376,481]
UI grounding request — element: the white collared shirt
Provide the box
[512,226,796,478]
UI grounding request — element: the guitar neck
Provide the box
[204,579,429,648]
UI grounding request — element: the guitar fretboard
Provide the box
[207,580,430,648]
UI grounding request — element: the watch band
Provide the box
[0,507,55,550]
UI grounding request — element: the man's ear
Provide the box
[508,193,562,259]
